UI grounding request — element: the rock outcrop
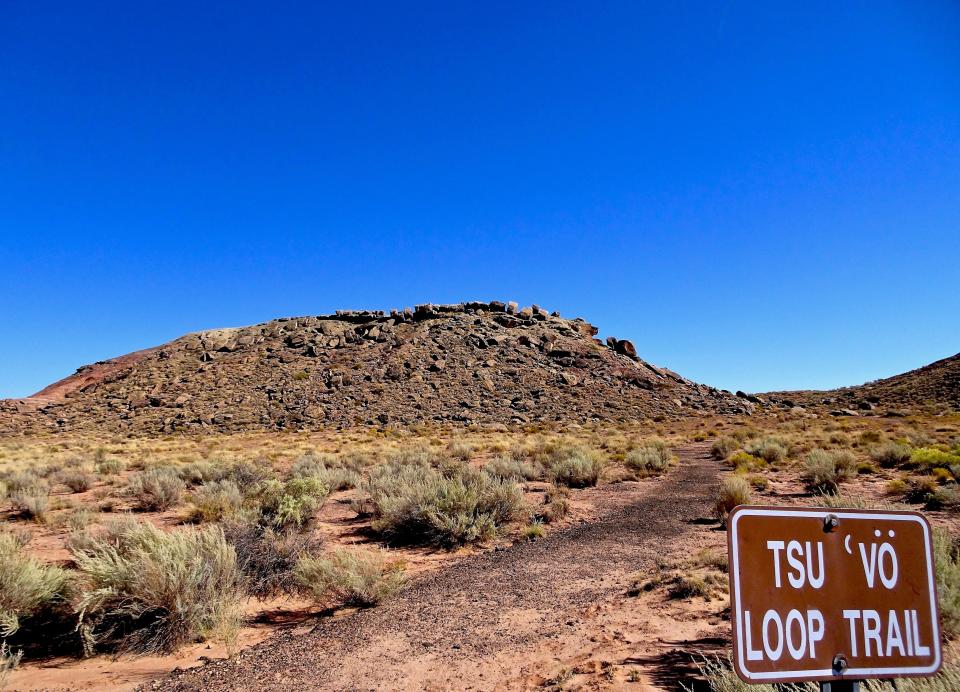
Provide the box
[0,301,751,435]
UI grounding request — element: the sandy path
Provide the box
[148,444,723,691]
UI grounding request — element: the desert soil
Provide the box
[146,443,726,691]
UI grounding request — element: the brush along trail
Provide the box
[150,444,723,691]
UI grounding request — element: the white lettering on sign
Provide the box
[744,609,825,661]
[766,540,825,589]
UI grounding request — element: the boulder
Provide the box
[614,339,638,360]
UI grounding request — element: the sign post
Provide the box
[727,506,942,686]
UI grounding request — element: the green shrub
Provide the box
[802,449,855,494]
[189,480,243,523]
[911,447,960,470]
[745,437,787,464]
[709,437,738,461]
[128,468,186,511]
[72,521,242,654]
[625,441,674,477]
[296,548,405,607]
[0,532,69,637]
[58,470,94,494]
[221,519,319,599]
[727,451,765,473]
[548,447,605,488]
[364,462,522,547]
[870,441,913,467]
[484,456,541,482]
[521,520,546,541]
[713,476,751,524]
[252,476,330,530]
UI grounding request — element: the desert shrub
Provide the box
[933,467,954,484]
[296,548,405,607]
[128,467,185,511]
[727,451,765,473]
[189,480,243,523]
[95,457,125,476]
[211,459,272,488]
[802,449,855,494]
[10,484,50,522]
[364,462,522,547]
[72,521,242,655]
[484,456,541,482]
[0,532,69,638]
[925,486,958,511]
[668,574,712,600]
[747,474,769,491]
[911,447,960,470]
[935,531,960,639]
[745,437,787,464]
[446,440,474,461]
[251,476,330,531]
[289,453,336,479]
[710,437,739,461]
[536,485,570,524]
[713,476,751,525]
[65,508,95,532]
[858,429,883,446]
[548,447,605,488]
[886,478,909,496]
[221,519,319,598]
[521,520,546,541]
[177,461,215,486]
[0,641,23,685]
[625,441,674,477]
[58,469,94,494]
[317,467,361,492]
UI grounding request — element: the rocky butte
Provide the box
[0,301,756,435]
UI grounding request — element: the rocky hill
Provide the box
[0,301,749,436]
[763,351,960,415]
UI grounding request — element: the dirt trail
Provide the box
[150,444,723,691]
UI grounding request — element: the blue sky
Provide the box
[2,1,958,398]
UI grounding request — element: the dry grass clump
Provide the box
[73,521,242,655]
[521,520,546,541]
[0,532,69,638]
[801,448,856,494]
[726,451,765,473]
[548,446,605,488]
[94,457,125,476]
[535,485,570,524]
[9,484,50,522]
[364,462,522,547]
[296,548,405,607]
[58,469,94,494]
[713,476,752,525]
[625,439,674,477]
[188,480,243,523]
[128,467,186,511]
[221,519,319,599]
[709,437,738,461]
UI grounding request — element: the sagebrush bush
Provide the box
[802,448,855,494]
[296,548,405,607]
[625,441,674,477]
[484,456,541,481]
[713,476,751,524]
[222,519,319,598]
[364,462,522,547]
[128,467,186,511]
[745,437,787,464]
[73,521,242,655]
[709,437,738,461]
[58,469,93,494]
[935,531,960,639]
[911,447,960,470]
[727,451,765,473]
[252,476,330,530]
[0,532,69,638]
[95,457,125,476]
[290,453,336,479]
[548,447,605,488]
[189,480,243,523]
[10,485,50,522]
[177,461,215,486]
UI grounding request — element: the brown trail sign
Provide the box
[727,506,941,684]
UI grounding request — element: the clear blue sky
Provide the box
[2,2,959,399]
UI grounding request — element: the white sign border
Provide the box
[729,506,942,681]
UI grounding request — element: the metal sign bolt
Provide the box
[832,653,848,673]
[823,514,840,532]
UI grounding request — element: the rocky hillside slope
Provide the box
[0,302,749,435]
[763,351,960,415]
